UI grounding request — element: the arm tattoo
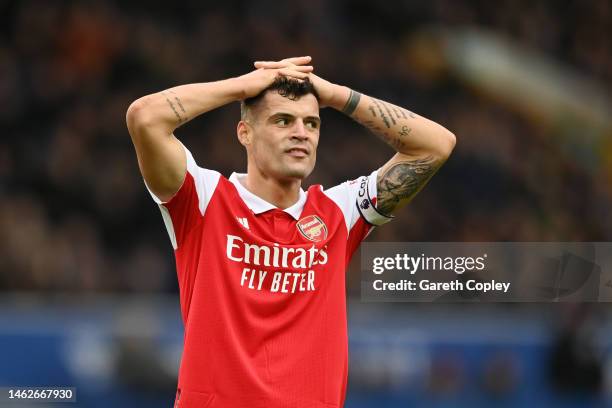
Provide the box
[342,90,361,116]
[363,119,402,150]
[393,106,414,120]
[371,98,391,128]
[399,125,411,137]
[368,105,377,117]
[380,100,397,126]
[376,156,439,215]
[162,91,187,124]
[361,97,417,152]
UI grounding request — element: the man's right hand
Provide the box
[239,56,313,99]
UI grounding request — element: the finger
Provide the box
[290,65,313,72]
[254,61,286,69]
[278,68,309,80]
[278,69,309,80]
[281,56,312,65]
[254,56,311,68]
[255,63,313,74]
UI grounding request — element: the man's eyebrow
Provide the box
[269,112,321,123]
[269,112,294,118]
[305,115,321,123]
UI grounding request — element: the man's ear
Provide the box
[237,121,252,147]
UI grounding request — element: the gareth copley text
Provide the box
[373,279,511,293]
[372,253,488,275]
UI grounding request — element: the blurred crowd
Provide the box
[1,0,611,292]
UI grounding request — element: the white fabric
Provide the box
[146,144,220,213]
[229,173,307,220]
[323,170,393,233]
[145,143,220,249]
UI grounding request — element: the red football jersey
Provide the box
[147,145,392,408]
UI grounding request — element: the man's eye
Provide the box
[275,118,288,126]
[306,121,319,129]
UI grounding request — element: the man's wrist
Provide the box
[328,85,362,116]
[339,88,361,116]
[228,76,252,101]
[327,85,352,111]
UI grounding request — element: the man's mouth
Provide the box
[285,147,309,158]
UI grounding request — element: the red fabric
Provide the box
[163,176,370,408]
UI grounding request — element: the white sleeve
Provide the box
[144,143,220,249]
[145,143,220,209]
[323,169,394,233]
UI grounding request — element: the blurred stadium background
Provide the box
[1,0,611,406]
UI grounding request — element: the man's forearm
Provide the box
[127,77,245,134]
[328,86,455,158]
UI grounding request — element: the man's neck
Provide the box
[243,170,302,210]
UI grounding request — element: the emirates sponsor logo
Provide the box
[226,235,328,268]
[225,234,328,294]
[297,215,328,242]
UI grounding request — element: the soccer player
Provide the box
[126,56,455,407]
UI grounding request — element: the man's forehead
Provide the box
[260,91,320,118]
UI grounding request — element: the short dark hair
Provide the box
[240,76,319,120]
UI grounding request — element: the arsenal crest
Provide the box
[297,215,328,242]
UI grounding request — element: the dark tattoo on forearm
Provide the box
[172,95,186,115]
[399,125,411,137]
[363,117,411,151]
[360,96,420,152]
[162,91,187,123]
[371,99,391,128]
[401,108,416,119]
[368,105,377,118]
[363,120,382,132]
[392,106,409,120]
[363,119,397,147]
[342,90,361,116]
[379,100,397,126]
[376,156,439,214]
[362,118,404,150]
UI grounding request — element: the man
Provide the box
[126,56,455,408]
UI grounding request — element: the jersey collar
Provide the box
[229,173,306,220]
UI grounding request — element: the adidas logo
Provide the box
[236,217,249,230]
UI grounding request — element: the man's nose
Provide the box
[291,120,308,139]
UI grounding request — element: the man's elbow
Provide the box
[435,129,456,160]
[126,96,155,136]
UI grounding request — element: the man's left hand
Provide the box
[253,58,346,109]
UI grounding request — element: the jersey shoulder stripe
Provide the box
[145,143,220,249]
